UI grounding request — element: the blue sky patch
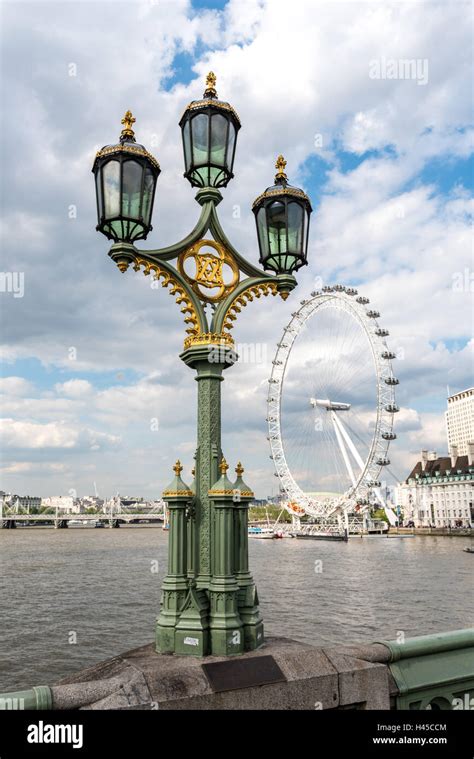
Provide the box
[0,358,142,393]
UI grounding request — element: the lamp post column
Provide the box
[180,344,235,590]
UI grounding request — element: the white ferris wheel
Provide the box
[267,286,399,520]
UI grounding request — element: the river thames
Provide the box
[1,527,472,691]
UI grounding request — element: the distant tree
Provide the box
[371,507,389,524]
[248,504,292,523]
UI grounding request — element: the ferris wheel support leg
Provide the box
[343,509,349,540]
[331,411,357,487]
[332,413,365,471]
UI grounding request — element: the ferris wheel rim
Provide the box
[267,288,397,518]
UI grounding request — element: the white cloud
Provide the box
[0,418,120,451]
[394,407,421,432]
[0,377,34,396]
[55,379,93,397]
[0,0,471,497]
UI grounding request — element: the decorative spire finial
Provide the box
[173,460,183,476]
[121,110,136,141]
[235,461,244,477]
[204,71,217,98]
[191,466,196,477]
[275,154,288,183]
[219,457,229,475]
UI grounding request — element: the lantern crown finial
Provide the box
[219,457,229,475]
[235,461,244,477]
[121,110,136,142]
[275,154,288,184]
[173,459,183,476]
[204,71,217,98]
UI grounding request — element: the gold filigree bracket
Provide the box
[221,281,278,335]
[178,239,239,303]
[131,257,202,338]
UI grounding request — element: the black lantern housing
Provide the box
[252,156,312,275]
[92,111,160,243]
[179,72,240,189]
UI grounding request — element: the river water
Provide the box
[0,526,472,691]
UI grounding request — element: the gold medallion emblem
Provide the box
[178,239,239,303]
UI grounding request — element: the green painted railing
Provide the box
[377,628,474,710]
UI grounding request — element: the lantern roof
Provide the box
[179,72,241,128]
[234,462,254,499]
[208,457,235,496]
[252,155,312,211]
[162,460,193,499]
[93,110,160,172]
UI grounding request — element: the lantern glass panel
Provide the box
[191,113,209,165]
[109,220,124,239]
[122,160,143,218]
[257,206,269,257]
[226,122,236,167]
[210,113,228,165]
[287,202,304,253]
[267,201,286,254]
[183,119,191,169]
[142,166,155,225]
[95,169,103,219]
[103,160,120,218]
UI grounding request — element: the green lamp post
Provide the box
[92,72,313,656]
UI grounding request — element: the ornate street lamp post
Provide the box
[93,73,312,656]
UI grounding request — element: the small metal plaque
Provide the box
[202,655,286,693]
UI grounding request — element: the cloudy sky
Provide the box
[0,0,472,500]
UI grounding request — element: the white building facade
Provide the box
[445,387,474,456]
[397,447,474,528]
[40,496,81,514]
[4,494,42,511]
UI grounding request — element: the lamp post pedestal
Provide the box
[156,465,193,654]
[208,468,244,656]
[156,344,264,656]
[233,466,264,650]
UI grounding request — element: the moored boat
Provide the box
[248,526,276,539]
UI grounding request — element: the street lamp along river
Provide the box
[92,73,313,657]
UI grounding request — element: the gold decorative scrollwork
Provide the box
[131,257,201,337]
[222,282,278,334]
[178,239,239,303]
